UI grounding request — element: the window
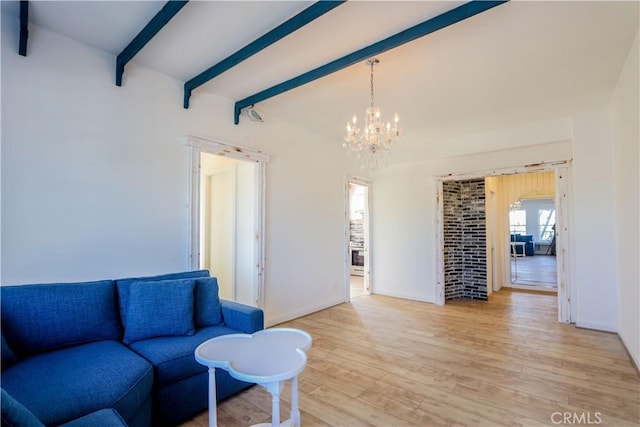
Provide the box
[509,209,526,235]
[539,208,556,242]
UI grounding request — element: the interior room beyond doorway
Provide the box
[505,177,558,292]
[199,152,258,307]
[347,182,369,300]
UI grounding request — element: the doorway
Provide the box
[436,165,572,323]
[200,153,257,304]
[507,197,558,291]
[345,177,371,300]
[185,136,268,309]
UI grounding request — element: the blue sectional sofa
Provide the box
[1,270,264,426]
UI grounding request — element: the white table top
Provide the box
[195,328,312,384]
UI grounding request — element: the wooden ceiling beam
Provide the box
[19,1,28,56]
[116,1,189,86]
[183,1,345,109]
[233,0,508,124]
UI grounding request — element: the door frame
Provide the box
[434,161,572,323]
[344,175,372,301]
[184,135,269,308]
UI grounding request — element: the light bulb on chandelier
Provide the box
[343,58,401,171]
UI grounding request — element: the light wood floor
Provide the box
[181,290,639,427]
[510,255,557,290]
[350,275,365,299]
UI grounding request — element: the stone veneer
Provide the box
[443,179,487,300]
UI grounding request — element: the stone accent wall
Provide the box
[443,179,487,300]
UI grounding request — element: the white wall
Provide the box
[571,109,619,332]
[1,14,634,338]
[1,16,358,327]
[259,121,353,325]
[1,17,192,282]
[373,108,624,334]
[372,127,572,302]
[611,32,639,367]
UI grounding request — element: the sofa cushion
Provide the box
[1,334,19,368]
[1,340,153,426]
[0,280,121,356]
[123,279,196,344]
[60,409,128,427]
[129,325,239,387]
[0,389,44,427]
[116,270,209,326]
[195,277,223,327]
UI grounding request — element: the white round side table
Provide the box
[195,327,312,427]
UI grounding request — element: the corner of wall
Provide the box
[610,28,640,369]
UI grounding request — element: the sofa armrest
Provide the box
[220,300,264,334]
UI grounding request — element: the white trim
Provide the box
[185,135,268,309]
[555,166,571,323]
[256,161,267,309]
[187,146,201,270]
[345,174,372,187]
[265,297,345,327]
[436,160,569,181]
[434,161,573,324]
[184,135,271,163]
[435,180,445,306]
[576,321,617,333]
[503,284,558,293]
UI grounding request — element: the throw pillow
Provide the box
[195,277,223,327]
[122,279,196,344]
[115,270,209,326]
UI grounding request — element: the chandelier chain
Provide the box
[370,60,375,108]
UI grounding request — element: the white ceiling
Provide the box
[2,1,638,151]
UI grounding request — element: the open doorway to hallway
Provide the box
[346,179,371,300]
[199,153,259,306]
[186,136,268,309]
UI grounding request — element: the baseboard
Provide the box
[618,334,640,377]
[265,296,346,327]
[575,320,617,333]
[373,289,434,304]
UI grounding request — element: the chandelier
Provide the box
[343,58,401,171]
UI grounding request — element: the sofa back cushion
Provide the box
[1,334,19,368]
[0,280,121,356]
[195,277,223,327]
[115,270,209,326]
[122,279,196,344]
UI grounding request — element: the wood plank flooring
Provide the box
[350,275,365,299]
[510,255,557,289]
[181,290,639,426]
